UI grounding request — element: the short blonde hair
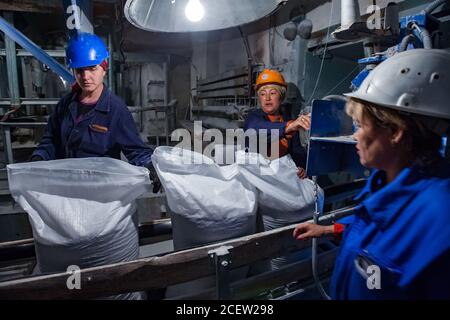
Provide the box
[258,84,286,101]
[346,98,407,131]
[346,98,442,165]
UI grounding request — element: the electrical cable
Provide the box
[306,1,335,106]
[312,177,331,300]
[322,65,360,97]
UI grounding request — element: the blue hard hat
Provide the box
[66,33,109,69]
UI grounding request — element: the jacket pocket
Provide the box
[80,126,112,155]
[354,249,403,293]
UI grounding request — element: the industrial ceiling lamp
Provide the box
[124,0,286,33]
[185,0,205,22]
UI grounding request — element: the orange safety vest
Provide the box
[267,114,293,157]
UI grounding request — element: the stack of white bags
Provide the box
[7,147,323,299]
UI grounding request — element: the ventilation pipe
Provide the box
[384,2,400,36]
[332,0,370,41]
[341,0,361,28]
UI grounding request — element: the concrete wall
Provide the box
[123,62,166,142]
[169,55,191,124]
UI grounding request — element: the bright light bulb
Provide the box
[185,0,204,22]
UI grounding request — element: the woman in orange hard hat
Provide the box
[244,69,311,178]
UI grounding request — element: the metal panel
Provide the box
[309,100,353,138]
[306,99,368,177]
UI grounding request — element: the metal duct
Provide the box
[124,0,285,33]
[341,0,361,28]
[332,0,370,41]
[384,2,400,36]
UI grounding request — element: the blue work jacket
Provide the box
[330,160,450,299]
[243,108,307,168]
[32,86,153,167]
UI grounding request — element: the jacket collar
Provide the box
[354,166,426,230]
[70,84,110,113]
[256,104,291,121]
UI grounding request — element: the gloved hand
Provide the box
[147,162,161,193]
[297,167,307,179]
[30,155,44,162]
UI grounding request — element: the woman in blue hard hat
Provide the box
[293,49,450,299]
[31,33,160,191]
[244,69,311,178]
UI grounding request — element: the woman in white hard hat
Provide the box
[293,49,450,299]
[244,69,311,178]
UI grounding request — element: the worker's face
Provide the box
[258,87,282,114]
[74,65,106,94]
[353,117,397,169]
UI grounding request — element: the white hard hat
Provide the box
[344,49,450,120]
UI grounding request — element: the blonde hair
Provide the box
[346,98,442,165]
[258,84,286,101]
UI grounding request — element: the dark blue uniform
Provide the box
[244,108,307,168]
[331,161,450,299]
[32,87,153,167]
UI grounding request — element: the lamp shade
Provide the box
[124,0,285,33]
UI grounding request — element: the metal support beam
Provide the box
[0,122,48,164]
[164,57,170,145]
[0,49,66,57]
[0,15,74,83]
[2,127,13,165]
[209,245,233,300]
[3,13,20,110]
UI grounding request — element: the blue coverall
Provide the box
[32,86,153,167]
[243,108,307,168]
[331,160,450,299]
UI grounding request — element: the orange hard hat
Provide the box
[255,69,287,91]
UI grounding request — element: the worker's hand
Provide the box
[297,167,307,179]
[286,114,311,133]
[147,163,162,193]
[293,222,333,241]
[296,114,311,130]
[30,155,44,162]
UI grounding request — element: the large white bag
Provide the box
[237,151,323,223]
[152,146,258,250]
[151,147,257,298]
[236,151,324,270]
[7,157,151,299]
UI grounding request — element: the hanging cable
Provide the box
[322,65,360,97]
[312,177,332,300]
[306,0,335,106]
[307,2,336,299]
